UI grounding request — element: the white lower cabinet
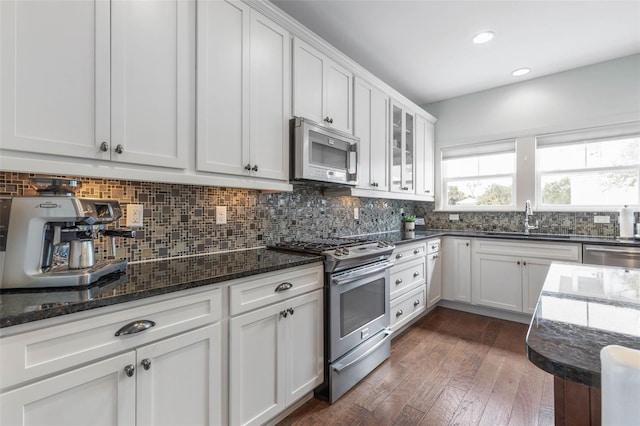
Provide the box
[389,241,427,332]
[441,237,472,303]
[426,239,442,307]
[471,239,581,314]
[229,289,323,426]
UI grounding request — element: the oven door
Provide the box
[328,261,390,362]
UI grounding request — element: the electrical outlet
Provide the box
[354,207,359,220]
[449,214,460,221]
[594,215,610,224]
[216,206,227,224]
[126,204,144,227]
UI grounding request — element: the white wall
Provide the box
[424,53,640,147]
[424,54,640,210]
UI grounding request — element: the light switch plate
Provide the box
[216,206,227,224]
[449,214,460,221]
[126,204,144,227]
[354,207,359,220]
[594,215,610,224]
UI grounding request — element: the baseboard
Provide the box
[438,300,532,324]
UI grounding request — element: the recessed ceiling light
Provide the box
[472,31,494,44]
[512,68,531,77]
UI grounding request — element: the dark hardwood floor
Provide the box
[278,307,554,426]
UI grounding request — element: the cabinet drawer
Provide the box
[426,239,440,255]
[473,239,581,261]
[390,285,426,332]
[390,257,425,299]
[229,264,323,316]
[0,287,222,391]
[391,242,426,265]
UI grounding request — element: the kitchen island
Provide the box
[526,262,640,425]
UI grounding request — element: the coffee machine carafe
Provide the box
[0,179,135,288]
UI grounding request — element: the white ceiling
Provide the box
[271,0,640,105]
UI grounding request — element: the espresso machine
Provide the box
[0,179,135,288]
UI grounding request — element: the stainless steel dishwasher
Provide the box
[582,244,640,268]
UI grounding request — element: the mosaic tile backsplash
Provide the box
[1,172,635,262]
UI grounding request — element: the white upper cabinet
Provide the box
[197,0,289,181]
[390,99,415,193]
[0,0,190,169]
[415,114,435,199]
[354,77,389,191]
[293,38,353,134]
[0,0,110,161]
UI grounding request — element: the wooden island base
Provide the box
[554,377,601,426]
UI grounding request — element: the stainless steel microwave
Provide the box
[291,117,359,186]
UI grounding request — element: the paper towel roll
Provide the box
[619,205,634,239]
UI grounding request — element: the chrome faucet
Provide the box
[524,200,539,235]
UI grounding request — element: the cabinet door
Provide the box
[325,60,353,134]
[136,324,222,426]
[522,257,553,315]
[0,352,135,426]
[248,10,290,180]
[293,38,324,125]
[390,100,415,193]
[415,115,435,198]
[196,0,249,175]
[426,251,442,307]
[0,0,110,161]
[110,0,191,168]
[472,253,523,312]
[450,238,472,302]
[354,78,388,191]
[230,303,284,426]
[284,290,324,405]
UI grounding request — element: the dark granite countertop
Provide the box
[526,262,640,387]
[0,248,322,329]
[358,230,640,247]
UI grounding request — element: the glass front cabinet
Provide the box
[390,100,415,193]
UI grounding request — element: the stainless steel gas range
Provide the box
[272,238,395,403]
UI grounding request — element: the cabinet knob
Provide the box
[517,260,521,265]
[395,278,403,285]
[402,187,409,191]
[414,299,420,307]
[280,310,288,318]
[523,261,527,266]
[245,164,252,170]
[124,365,135,377]
[287,307,295,316]
[100,141,109,152]
[413,271,420,277]
[141,358,151,371]
[466,242,469,246]
[432,254,438,259]
[324,117,334,124]
[114,144,124,154]
[251,164,259,172]
[413,249,420,254]
[396,310,403,317]
[396,253,403,259]
[425,190,431,193]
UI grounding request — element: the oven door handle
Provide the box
[331,262,390,286]
[332,329,392,374]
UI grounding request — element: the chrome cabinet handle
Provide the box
[245,164,252,170]
[413,271,420,277]
[124,365,135,377]
[141,358,151,371]
[395,278,403,285]
[274,282,293,292]
[324,116,334,124]
[396,310,403,317]
[414,300,420,306]
[280,310,288,318]
[251,164,258,172]
[287,307,294,316]
[413,249,420,254]
[115,320,156,337]
[114,144,124,154]
[100,141,109,152]
[396,253,403,259]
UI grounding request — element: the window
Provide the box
[536,122,640,208]
[441,139,516,210]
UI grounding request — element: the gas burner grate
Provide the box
[273,238,374,253]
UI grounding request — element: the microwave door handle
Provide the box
[348,143,357,175]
